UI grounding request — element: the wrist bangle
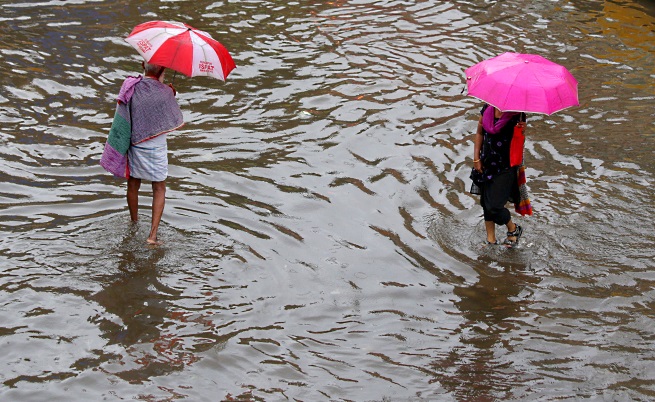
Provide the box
[473,159,480,163]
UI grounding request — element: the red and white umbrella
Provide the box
[125,20,236,81]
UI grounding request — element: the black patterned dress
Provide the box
[477,105,525,225]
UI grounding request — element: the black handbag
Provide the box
[469,168,484,195]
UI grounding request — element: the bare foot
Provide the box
[146,238,162,246]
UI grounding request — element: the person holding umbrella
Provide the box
[100,20,235,245]
[470,105,526,246]
[465,52,579,247]
[100,62,184,245]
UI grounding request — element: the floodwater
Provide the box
[0,0,654,400]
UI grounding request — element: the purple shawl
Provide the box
[129,78,184,144]
[100,76,183,179]
[117,76,142,104]
[482,105,518,134]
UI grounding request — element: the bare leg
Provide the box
[484,220,496,243]
[148,180,166,245]
[506,220,518,242]
[127,177,141,222]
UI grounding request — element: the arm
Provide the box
[473,116,483,172]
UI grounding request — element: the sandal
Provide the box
[504,224,523,247]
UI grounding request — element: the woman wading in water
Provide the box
[470,104,528,247]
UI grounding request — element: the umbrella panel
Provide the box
[148,31,196,77]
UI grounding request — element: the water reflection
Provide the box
[436,262,537,400]
[93,252,169,345]
[90,234,184,382]
[0,0,654,400]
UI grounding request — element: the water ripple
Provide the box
[0,0,654,400]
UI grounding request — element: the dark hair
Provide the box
[144,62,166,78]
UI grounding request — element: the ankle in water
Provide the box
[504,225,523,246]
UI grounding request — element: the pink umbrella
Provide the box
[125,20,236,81]
[465,52,578,115]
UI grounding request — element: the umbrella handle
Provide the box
[168,71,178,97]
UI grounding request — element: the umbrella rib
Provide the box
[533,70,564,115]
[201,42,208,76]
[499,80,514,113]
[530,71,548,114]
[151,27,190,75]
[155,27,180,51]
[199,41,217,78]
[140,30,171,57]
[168,28,188,74]
[191,31,210,77]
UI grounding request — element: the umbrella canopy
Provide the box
[465,52,578,115]
[125,20,236,81]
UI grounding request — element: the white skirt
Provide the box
[128,134,168,182]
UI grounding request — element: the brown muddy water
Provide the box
[0,0,654,400]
